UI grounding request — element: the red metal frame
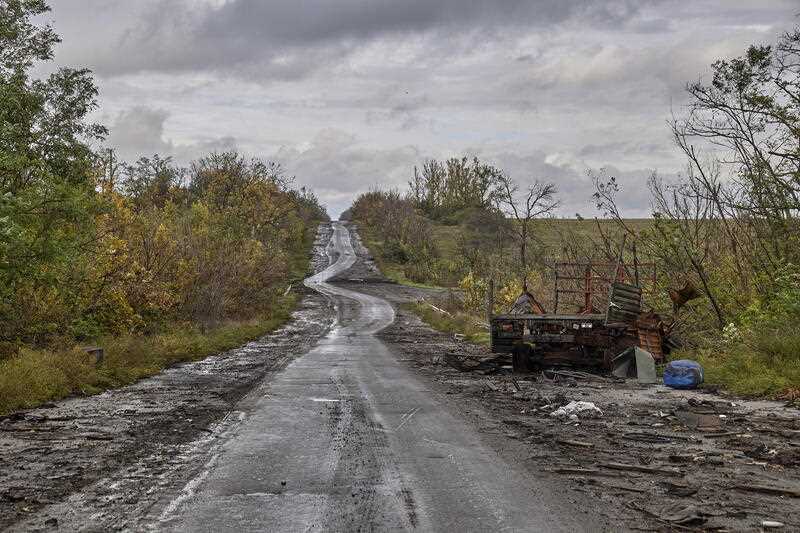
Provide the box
[553,261,657,314]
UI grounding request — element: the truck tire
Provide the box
[512,343,532,373]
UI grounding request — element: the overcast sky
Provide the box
[43,0,797,218]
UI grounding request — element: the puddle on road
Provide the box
[311,398,341,403]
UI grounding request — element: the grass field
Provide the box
[363,217,655,290]
[0,303,296,415]
[405,302,490,345]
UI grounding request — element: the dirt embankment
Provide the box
[344,227,800,532]
[0,225,336,532]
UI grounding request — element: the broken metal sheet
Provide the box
[606,282,642,325]
[611,347,657,384]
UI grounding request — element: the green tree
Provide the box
[0,0,107,344]
[409,157,504,220]
[672,28,800,283]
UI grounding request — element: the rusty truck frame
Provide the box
[490,258,669,373]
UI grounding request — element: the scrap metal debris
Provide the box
[373,262,800,532]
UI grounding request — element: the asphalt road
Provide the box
[159,222,597,532]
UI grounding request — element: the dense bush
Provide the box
[1,146,327,349]
[349,189,443,283]
[408,157,503,220]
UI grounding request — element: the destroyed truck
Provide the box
[490,258,673,373]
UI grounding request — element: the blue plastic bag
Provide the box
[664,359,704,389]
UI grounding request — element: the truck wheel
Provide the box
[512,344,532,373]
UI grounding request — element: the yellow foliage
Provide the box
[496,272,545,310]
[459,271,547,315]
[458,271,488,313]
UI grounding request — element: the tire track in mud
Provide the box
[318,374,422,532]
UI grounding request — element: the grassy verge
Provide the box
[404,302,490,345]
[0,295,297,416]
[288,223,321,280]
[689,346,800,400]
[380,264,444,289]
[697,353,800,398]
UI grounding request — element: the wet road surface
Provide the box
[159,222,597,532]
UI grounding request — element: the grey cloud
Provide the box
[579,141,672,160]
[108,107,173,161]
[198,0,644,45]
[467,150,657,218]
[60,0,658,78]
[45,0,797,220]
[108,106,237,164]
[623,17,672,34]
[484,150,600,216]
[589,165,661,218]
[277,133,660,219]
[274,129,423,217]
[364,93,434,129]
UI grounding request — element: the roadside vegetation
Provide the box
[0,2,328,414]
[404,301,490,345]
[348,26,800,399]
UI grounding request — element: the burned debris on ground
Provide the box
[372,287,800,532]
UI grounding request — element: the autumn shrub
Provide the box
[0,348,98,413]
[688,268,800,396]
[408,157,503,220]
[350,189,442,285]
